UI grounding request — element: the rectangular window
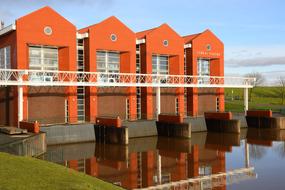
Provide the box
[136,45,140,74]
[0,46,11,69]
[96,51,120,73]
[216,97,220,112]
[197,59,210,76]
[77,86,85,122]
[126,98,130,120]
[175,97,179,115]
[77,39,84,72]
[184,88,187,116]
[197,59,210,84]
[184,49,187,75]
[136,87,141,119]
[29,46,58,70]
[152,55,169,75]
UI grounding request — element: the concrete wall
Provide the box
[41,124,95,145]
[123,120,157,138]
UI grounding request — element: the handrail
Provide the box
[0,69,255,88]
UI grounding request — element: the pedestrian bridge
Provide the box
[0,69,255,88]
[0,69,255,124]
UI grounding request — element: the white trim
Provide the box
[18,77,23,127]
[76,32,89,39]
[0,23,16,36]
[184,43,192,49]
[136,39,145,45]
[156,87,161,119]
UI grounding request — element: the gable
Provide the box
[87,16,136,51]
[146,24,184,55]
[15,6,76,47]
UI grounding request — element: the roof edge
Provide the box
[0,23,16,37]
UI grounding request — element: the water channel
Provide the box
[41,128,285,189]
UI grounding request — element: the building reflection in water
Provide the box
[43,130,271,190]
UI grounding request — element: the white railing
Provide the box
[135,167,257,190]
[0,69,255,88]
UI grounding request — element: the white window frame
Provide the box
[136,87,141,119]
[197,58,210,84]
[96,50,120,73]
[77,86,85,122]
[29,45,58,71]
[216,96,220,112]
[175,97,179,115]
[152,55,169,75]
[136,45,140,74]
[126,98,130,120]
[0,46,11,69]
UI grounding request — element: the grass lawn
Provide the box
[225,87,285,113]
[0,152,122,190]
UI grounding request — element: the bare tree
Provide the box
[278,76,285,105]
[245,72,266,101]
[249,144,267,160]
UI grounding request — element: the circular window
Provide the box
[110,34,117,41]
[44,26,52,36]
[206,44,211,51]
[163,40,169,47]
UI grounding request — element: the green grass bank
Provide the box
[0,152,122,190]
[225,86,285,113]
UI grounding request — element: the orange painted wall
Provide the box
[185,30,224,116]
[80,16,137,121]
[138,24,184,119]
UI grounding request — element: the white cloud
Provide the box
[225,56,285,67]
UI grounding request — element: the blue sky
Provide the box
[0,0,284,84]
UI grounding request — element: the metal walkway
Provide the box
[0,69,255,124]
[0,69,255,88]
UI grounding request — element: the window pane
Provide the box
[0,49,4,68]
[197,59,210,76]
[29,46,58,71]
[5,47,11,69]
[152,55,157,74]
[30,58,41,66]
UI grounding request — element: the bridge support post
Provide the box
[244,88,248,113]
[157,151,161,184]
[245,140,249,168]
[18,85,23,127]
[156,87,161,119]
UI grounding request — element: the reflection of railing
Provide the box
[135,167,257,190]
[0,69,255,88]
[0,133,46,157]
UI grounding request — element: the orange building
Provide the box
[184,30,224,116]
[0,6,77,126]
[136,24,185,119]
[78,16,137,121]
[0,6,224,126]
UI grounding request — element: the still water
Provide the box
[42,128,285,189]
